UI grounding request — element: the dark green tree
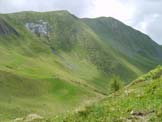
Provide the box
[110,75,124,93]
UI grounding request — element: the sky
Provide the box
[0,0,162,44]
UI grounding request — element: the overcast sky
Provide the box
[0,0,162,44]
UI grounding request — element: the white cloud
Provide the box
[88,0,135,22]
[0,0,94,17]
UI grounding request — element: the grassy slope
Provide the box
[0,11,162,121]
[0,12,101,121]
[82,17,162,72]
[0,11,145,95]
[0,70,97,121]
[53,66,162,122]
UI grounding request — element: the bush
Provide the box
[109,75,124,93]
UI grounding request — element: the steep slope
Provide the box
[0,11,145,94]
[6,11,153,81]
[0,11,102,121]
[82,17,162,72]
[0,11,162,121]
[54,66,162,122]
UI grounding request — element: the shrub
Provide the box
[109,75,124,93]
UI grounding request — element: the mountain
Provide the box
[53,66,162,122]
[0,11,162,121]
[82,17,162,72]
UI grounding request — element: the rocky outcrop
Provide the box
[26,20,50,37]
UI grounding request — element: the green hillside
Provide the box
[53,66,162,122]
[82,17,162,72]
[0,11,162,121]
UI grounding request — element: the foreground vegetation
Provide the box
[50,66,162,122]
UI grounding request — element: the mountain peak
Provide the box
[83,16,123,24]
[82,16,162,62]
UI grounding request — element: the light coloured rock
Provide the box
[14,113,44,122]
[14,117,24,122]
[24,113,44,122]
[26,20,50,37]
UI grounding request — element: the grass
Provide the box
[51,66,162,122]
[0,70,98,121]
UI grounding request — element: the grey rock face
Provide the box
[26,20,50,37]
[0,18,18,36]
